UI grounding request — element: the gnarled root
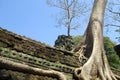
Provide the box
[74,21,120,80]
[74,51,120,80]
[0,57,67,80]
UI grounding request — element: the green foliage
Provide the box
[107,53,120,69]
[104,37,120,69]
[72,35,82,48]
[104,37,115,54]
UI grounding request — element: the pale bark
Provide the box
[74,0,120,80]
[0,57,66,80]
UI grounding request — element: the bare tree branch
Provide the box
[105,24,120,27]
[107,8,120,15]
[47,0,88,36]
[107,14,120,22]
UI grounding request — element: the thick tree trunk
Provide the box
[0,57,66,80]
[74,0,120,80]
[67,7,71,37]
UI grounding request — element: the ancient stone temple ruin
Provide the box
[0,27,80,80]
[0,27,120,80]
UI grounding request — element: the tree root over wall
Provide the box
[73,0,120,80]
[74,21,120,80]
[0,57,66,80]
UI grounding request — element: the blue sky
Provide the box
[0,0,119,46]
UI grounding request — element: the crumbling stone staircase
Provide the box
[0,27,120,80]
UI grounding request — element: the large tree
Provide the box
[1,0,120,80]
[47,0,88,37]
[73,0,120,80]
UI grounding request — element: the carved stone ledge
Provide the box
[0,47,74,74]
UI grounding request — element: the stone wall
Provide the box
[0,69,57,80]
[0,27,81,80]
